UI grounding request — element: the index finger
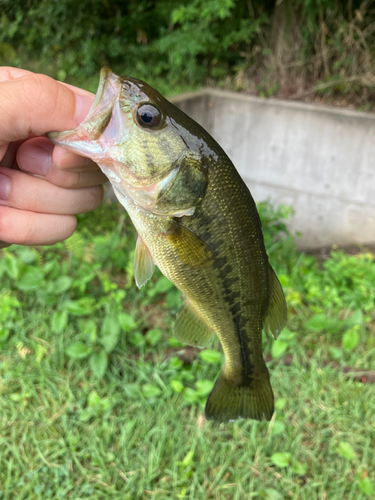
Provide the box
[0,67,34,82]
[0,68,94,145]
[0,67,93,96]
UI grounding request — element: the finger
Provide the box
[0,205,77,246]
[0,140,24,169]
[53,146,103,172]
[0,167,104,214]
[0,67,94,97]
[0,67,34,82]
[17,138,107,188]
[0,72,94,145]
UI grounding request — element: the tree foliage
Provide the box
[1,0,374,102]
[0,0,267,86]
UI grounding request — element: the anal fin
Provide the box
[134,235,155,289]
[174,300,213,347]
[263,264,287,339]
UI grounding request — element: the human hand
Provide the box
[0,67,107,248]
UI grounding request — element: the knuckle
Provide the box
[84,185,104,211]
[22,74,63,129]
[20,218,35,245]
[61,215,77,240]
[0,206,11,242]
[0,206,32,245]
[23,74,55,107]
[59,172,80,189]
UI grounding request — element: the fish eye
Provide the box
[136,103,161,129]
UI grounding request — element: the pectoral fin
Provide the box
[162,220,214,268]
[174,300,213,347]
[263,264,287,339]
[134,235,155,288]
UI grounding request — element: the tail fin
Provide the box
[205,369,274,422]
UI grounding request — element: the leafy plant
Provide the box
[2,1,375,108]
[1,199,375,498]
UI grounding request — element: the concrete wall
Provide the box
[171,90,375,249]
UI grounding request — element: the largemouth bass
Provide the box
[48,67,287,422]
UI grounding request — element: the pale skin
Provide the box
[0,67,107,248]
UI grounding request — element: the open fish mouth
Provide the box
[47,67,122,158]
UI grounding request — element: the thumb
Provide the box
[0,70,94,146]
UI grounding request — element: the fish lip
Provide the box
[89,66,114,114]
[86,67,122,125]
[47,67,122,149]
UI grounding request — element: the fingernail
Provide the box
[0,174,10,200]
[20,143,53,176]
[75,93,94,124]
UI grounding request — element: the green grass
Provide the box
[1,342,374,499]
[0,202,374,499]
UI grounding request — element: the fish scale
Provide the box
[48,67,287,422]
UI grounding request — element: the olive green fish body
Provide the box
[122,151,275,421]
[48,68,287,422]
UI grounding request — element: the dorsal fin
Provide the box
[263,264,287,339]
[174,300,213,347]
[134,235,155,289]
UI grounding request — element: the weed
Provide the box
[1,2,375,107]
[0,200,374,498]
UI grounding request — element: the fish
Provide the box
[48,67,287,422]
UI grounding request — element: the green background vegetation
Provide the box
[0,1,375,498]
[1,0,375,106]
[0,203,374,499]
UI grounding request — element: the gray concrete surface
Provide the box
[171,90,375,249]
